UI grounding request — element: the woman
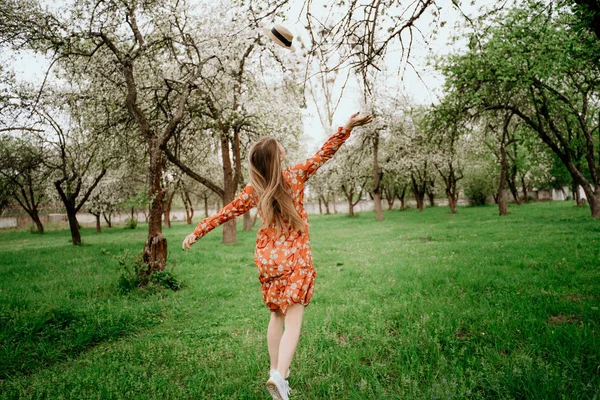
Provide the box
[182,112,373,399]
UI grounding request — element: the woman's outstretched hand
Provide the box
[343,112,374,130]
[182,233,198,250]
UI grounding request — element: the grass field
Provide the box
[0,201,599,399]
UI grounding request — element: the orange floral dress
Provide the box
[192,126,352,315]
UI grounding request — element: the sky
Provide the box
[2,0,490,151]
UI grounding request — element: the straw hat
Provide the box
[262,23,296,51]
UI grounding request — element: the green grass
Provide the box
[0,201,599,399]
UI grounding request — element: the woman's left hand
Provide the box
[344,112,374,130]
[182,234,198,250]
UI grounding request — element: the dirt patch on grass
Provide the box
[455,329,472,339]
[565,294,585,302]
[547,314,580,325]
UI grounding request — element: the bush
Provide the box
[463,171,495,206]
[102,249,183,294]
[149,270,182,291]
[124,217,137,229]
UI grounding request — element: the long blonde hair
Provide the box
[249,137,305,234]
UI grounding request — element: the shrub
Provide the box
[102,249,184,294]
[124,217,137,229]
[149,270,182,291]
[463,172,495,206]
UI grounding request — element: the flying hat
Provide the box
[262,23,296,51]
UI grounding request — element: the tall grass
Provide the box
[0,201,598,399]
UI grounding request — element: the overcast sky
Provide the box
[3,0,496,151]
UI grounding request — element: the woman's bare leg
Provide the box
[276,303,305,378]
[267,310,284,370]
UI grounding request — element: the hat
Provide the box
[262,23,296,51]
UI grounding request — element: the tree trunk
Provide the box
[243,211,253,231]
[221,135,236,244]
[332,194,338,214]
[411,176,426,212]
[521,176,529,203]
[498,114,511,216]
[573,183,581,205]
[386,188,395,210]
[396,186,406,211]
[318,197,323,214]
[320,195,330,214]
[66,206,81,245]
[508,165,521,205]
[143,143,167,273]
[581,184,600,218]
[414,192,425,211]
[103,212,112,228]
[182,190,194,224]
[94,213,101,233]
[164,189,176,228]
[588,193,600,217]
[31,212,44,234]
[343,186,355,217]
[372,133,384,221]
[204,196,209,218]
[427,190,435,207]
[448,196,457,214]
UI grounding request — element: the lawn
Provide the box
[0,201,599,399]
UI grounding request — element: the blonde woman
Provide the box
[182,112,373,399]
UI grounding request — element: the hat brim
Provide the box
[261,27,296,51]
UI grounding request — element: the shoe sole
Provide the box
[265,380,283,400]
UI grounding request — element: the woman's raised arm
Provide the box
[290,112,373,184]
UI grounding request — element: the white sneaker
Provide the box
[270,368,290,379]
[265,370,290,400]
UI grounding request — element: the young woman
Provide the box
[182,112,373,399]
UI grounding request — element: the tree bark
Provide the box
[581,185,600,217]
[573,183,581,205]
[372,133,384,221]
[163,189,176,228]
[384,186,395,210]
[243,211,253,231]
[508,165,522,205]
[320,194,330,214]
[66,206,81,245]
[427,186,435,207]
[13,185,45,234]
[498,114,512,216]
[103,211,113,228]
[182,189,194,224]
[221,135,237,243]
[521,176,529,203]
[93,213,101,233]
[410,175,426,212]
[143,143,167,273]
[318,197,323,214]
[396,186,407,211]
[332,193,338,214]
[448,196,457,214]
[31,213,44,234]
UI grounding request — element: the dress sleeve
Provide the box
[192,184,257,239]
[290,126,352,184]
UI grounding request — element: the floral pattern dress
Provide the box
[192,126,352,314]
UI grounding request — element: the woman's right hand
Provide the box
[182,233,198,250]
[343,112,373,130]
